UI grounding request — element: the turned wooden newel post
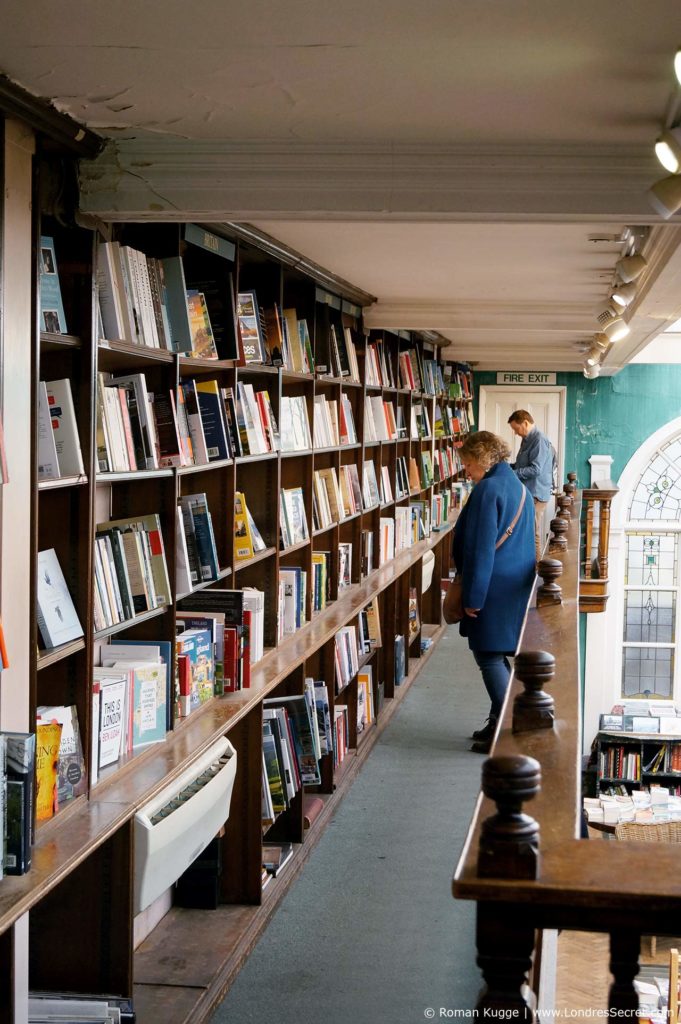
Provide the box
[513,650,555,733]
[536,557,563,606]
[556,493,572,520]
[565,471,577,494]
[478,755,541,879]
[549,516,568,553]
[562,481,574,506]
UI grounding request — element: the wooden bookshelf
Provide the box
[9,204,476,1022]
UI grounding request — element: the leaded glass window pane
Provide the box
[625,534,677,586]
[628,449,681,521]
[622,647,674,698]
[624,590,675,643]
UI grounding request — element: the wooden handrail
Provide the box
[453,481,676,1016]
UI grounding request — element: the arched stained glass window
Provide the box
[622,433,681,699]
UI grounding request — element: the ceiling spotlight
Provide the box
[655,128,681,174]
[648,174,681,219]
[611,281,637,307]
[615,252,648,281]
[601,316,630,342]
[675,48,681,87]
[585,347,601,367]
[592,333,610,351]
[583,363,601,379]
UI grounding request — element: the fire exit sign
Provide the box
[496,372,557,385]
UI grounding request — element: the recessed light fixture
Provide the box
[583,363,601,379]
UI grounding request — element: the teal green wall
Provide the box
[474,365,681,486]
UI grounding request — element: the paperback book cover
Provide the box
[36,548,84,650]
[39,236,67,333]
[35,720,62,820]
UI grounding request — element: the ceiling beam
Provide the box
[79,139,667,222]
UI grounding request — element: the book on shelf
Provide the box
[180,493,220,582]
[193,379,232,461]
[362,460,380,509]
[99,649,168,748]
[186,289,219,360]
[176,612,225,697]
[236,290,267,364]
[279,566,307,637]
[39,236,67,334]
[175,627,215,715]
[280,486,309,549]
[334,625,360,693]
[2,732,35,875]
[311,680,333,757]
[234,491,266,561]
[360,529,374,578]
[333,705,350,768]
[108,372,158,471]
[280,395,312,452]
[394,634,406,685]
[262,720,287,816]
[311,551,331,612]
[104,637,173,731]
[263,707,297,801]
[408,587,421,642]
[36,705,86,807]
[338,542,352,590]
[94,514,171,630]
[92,670,127,771]
[181,380,211,465]
[36,548,84,650]
[38,379,85,480]
[35,719,62,820]
[37,384,58,481]
[264,694,321,786]
[357,666,375,732]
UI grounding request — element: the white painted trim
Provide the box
[478,385,567,483]
[588,454,613,485]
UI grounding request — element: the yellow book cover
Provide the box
[35,720,63,820]
[234,491,254,561]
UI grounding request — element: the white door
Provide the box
[478,386,566,551]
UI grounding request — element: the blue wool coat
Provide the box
[451,461,536,652]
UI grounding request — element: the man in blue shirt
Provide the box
[507,410,555,561]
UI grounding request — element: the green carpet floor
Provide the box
[209,627,489,1024]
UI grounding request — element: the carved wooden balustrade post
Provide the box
[556,494,572,521]
[536,558,563,607]
[565,471,577,495]
[513,651,555,733]
[580,480,619,613]
[548,517,568,553]
[475,756,541,1020]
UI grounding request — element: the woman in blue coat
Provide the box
[451,431,536,753]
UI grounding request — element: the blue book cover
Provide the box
[184,494,220,581]
[195,380,231,460]
[160,256,193,352]
[39,236,67,334]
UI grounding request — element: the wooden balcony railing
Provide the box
[578,476,619,614]
[453,482,678,1016]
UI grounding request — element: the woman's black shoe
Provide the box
[470,717,497,742]
[470,736,493,754]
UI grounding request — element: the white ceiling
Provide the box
[4,0,681,371]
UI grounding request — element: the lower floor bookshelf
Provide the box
[132,622,447,1024]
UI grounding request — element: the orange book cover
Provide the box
[35,720,62,820]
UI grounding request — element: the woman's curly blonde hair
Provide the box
[458,431,511,472]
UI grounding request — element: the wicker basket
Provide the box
[614,820,681,843]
